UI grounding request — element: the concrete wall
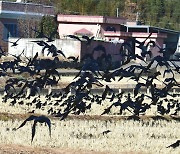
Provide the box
[8,38,122,63]
[8,38,81,59]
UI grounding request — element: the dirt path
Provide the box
[0,144,107,154]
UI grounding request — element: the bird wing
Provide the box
[82,35,89,40]
[31,120,37,143]
[2,39,12,43]
[31,40,46,46]
[27,52,38,66]
[101,105,113,115]
[36,116,51,137]
[57,49,66,58]
[16,115,37,129]
[44,117,51,137]
[67,35,81,41]
[102,85,113,100]
[166,140,179,148]
[67,56,76,61]
[144,33,152,43]
[15,37,21,43]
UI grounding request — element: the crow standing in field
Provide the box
[16,115,51,143]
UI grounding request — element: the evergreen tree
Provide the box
[32,0,179,31]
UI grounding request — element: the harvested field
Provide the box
[0,72,179,153]
[0,113,179,154]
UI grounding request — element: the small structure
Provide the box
[0,0,55,51]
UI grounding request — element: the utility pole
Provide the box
[136,12,140,25]
[116,8,119,17]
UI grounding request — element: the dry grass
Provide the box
[0,74,179,153]
[0,144,105,154]
[0,113,179,154]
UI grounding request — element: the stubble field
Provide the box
[0,113,179,154]
[0,75,179,154]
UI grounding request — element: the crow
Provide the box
[67,56,79,62]
[66,35,82,41]
[3,38,21,47]
[166,140,180,148]
[16,115,51,143]
[82,35,94,45]
[102,130,111,135]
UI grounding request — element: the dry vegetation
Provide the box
[0,68,179,153]
[0,113,179,154]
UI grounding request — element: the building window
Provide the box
[105,26,116,32]
[3,24,18,40]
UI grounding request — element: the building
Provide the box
[0,0,55,51]
[57,14,179,60]
[57,14,127,40]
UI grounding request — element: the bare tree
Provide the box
[17,17,41,38]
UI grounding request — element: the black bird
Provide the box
[26,52,39,67]
[44,44,66,58]
[166,140,180,148]
[101,105,113,115]
[134,82,146,97]
[102,130,111,135]
[134,33,152,48]
[67,35,82,41]
[31,40,47,46]
[102,85,114,100]
[101,100,122,115]
[147,55,170,70]
[0,45,6,58]
[82,35,94,45]
[16,115,51,143]
[67,56,79,62]
[3,38,21,47]
[139,40,155,58]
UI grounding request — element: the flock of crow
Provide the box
[0,26,179,148]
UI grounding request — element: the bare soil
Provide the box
[0,144,107,154]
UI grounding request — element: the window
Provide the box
[105,26,116,32]
[3,23,18,40]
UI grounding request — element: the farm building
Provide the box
[7,13,179,64]
[0,0,55,52]
[57,14,179,60]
